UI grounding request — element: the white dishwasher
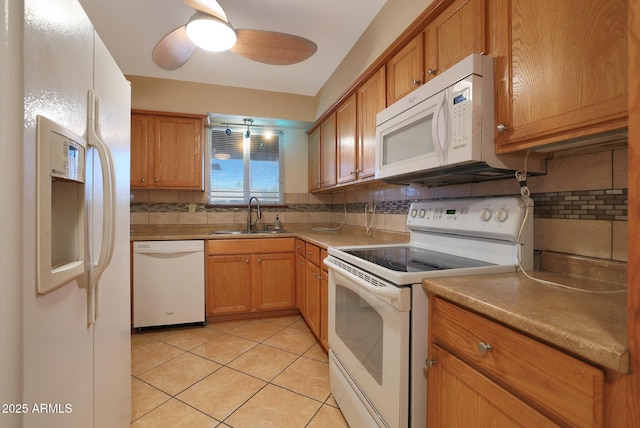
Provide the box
[133,240,205,330]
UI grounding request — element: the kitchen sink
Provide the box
[211,229,288,235]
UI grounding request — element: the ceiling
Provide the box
[78,0,387,97]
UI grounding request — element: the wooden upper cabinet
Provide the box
[336,93,358,184]
[357,66,386,180]
[492,0,628,152]
[320,112,337,188]
[386,33,424,105]
[308,127,321,191]
[130,113,150,188]
[131,111,205,190]
[424,0,485,82]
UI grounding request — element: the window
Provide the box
[208,128,283,203]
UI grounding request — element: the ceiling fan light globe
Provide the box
[185,14,236,52]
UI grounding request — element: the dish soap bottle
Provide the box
[274,215,282,230]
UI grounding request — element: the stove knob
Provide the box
[418,209,426,218]
[480,208,492,222]
[495,208,508,222]
[410,209,418,218]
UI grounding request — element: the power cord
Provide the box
[312,191,347,231]
[364,202,377,236]
[515,154,625,295]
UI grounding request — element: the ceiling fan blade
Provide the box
[152,25,197,70]
[182,0,228,22]
[230,29,317,65]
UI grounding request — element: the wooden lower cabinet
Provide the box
[320,248,329,350]
[305,260,321,337]
[205,238,295,317]
[427,297,604,427]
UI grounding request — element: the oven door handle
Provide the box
[324,257,402,301]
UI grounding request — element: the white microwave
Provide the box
[375,54,545,186]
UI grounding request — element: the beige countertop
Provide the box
[422,271,628,373]
[130,224,628,373]
[130,224,409,248]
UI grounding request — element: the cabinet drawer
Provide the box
[207,238,295,255]
[295,238,306,256]
[431,297,604,428]
[305,243,321,266]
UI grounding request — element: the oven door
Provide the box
[325,256,411,428]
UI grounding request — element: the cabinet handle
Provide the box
[496,124,508,133]
[350,171,355,175]
[477,342,493,355]
[427,68,437,76]
[307,251,313,255]
[245,259,249,263]
[257,258,262,263]
[154,178,159,183]
[411,79,422,87]
[425,359,436,368]
[140,178,146,183]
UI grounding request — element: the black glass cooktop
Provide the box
[343,246,495,272]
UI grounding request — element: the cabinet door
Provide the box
[424,0,485,81]
[427,344,559,427]
[320,266,329,351]
[320,112,337,188]
[357,66,386,180]
[386,33,424,105]
[308,127,321,191]
[336,93,358,184]
[492,0,627,152]
[206,255,251,315]
[305,260,321,337]
[296,253,306,316]
[253,253,296,311]
[130,113,150,188]
[152,115,203,189]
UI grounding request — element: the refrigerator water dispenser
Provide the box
[37,115,87,294]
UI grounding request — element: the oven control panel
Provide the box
[406,196,532,241]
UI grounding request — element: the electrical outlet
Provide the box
[188,202,196,213]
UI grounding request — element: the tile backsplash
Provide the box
[131,146,628,262]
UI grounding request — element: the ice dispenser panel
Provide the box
[37,116,87,294]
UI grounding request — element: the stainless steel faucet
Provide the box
[247,197,261,231]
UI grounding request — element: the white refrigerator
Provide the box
[0,0,131,427]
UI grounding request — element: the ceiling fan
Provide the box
[152,0,318,70]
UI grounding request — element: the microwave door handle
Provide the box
[432,94,448,164]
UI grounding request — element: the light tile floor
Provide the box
[130,315,349,427]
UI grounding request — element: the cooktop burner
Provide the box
[343,246,495,272]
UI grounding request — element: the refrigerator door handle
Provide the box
[87,89,116,324]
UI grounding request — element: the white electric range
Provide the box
[324,196,533,428]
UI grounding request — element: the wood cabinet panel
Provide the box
[308,128,321,191]
[207,238,295,255]
[130,114,150,188]
[206,255,251,315]
[253,253,296,311]
[424,0,485,81]
[130,111,205,190]
[428,344,559,427]
[296,253,306,316]
[430,297,604,427]
[206,238,296,317]
[320,112,337,188]
[305,260,321,337]
[492,0,628,151]
[386,33,424,105]
[357,66,386,180]
[336,93,358,184]
[152,116,203,188]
